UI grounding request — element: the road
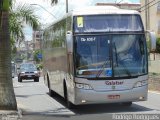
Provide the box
[13,77,160,120]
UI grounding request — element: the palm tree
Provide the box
[0,0,39,110]
[50,0,58,5]
[10,3,39,48]
[0,0,55,110]
[0,0,17,110]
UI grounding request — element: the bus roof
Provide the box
[71,6,140,16]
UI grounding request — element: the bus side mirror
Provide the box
[66,31,73,53]
[146,31,156,52]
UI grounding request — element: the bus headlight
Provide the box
[134,80,148,88]
[75,83,92,90]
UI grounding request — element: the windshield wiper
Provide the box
[96,60,111,78]
[113,42,118,67]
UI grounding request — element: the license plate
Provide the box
[27,75,32,77]
[108,95,120,99]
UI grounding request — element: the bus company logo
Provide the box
[105,81,124,85]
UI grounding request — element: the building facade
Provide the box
[96,3,141,10]
[140,0,160,37]
[32,31,43,50]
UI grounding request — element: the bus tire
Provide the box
[47,75,56,97]
[121,102,132,106]
[64,83,75,109]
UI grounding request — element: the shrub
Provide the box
[156,38,160,53]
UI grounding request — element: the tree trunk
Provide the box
[0,11,17,110]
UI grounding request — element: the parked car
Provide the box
[18,63,39,82]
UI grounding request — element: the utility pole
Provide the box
[145,0,150,30]
[66,0,68,13]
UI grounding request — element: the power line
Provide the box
[140,0,160,12]
[117,0,124,4]
[137,0,156,11]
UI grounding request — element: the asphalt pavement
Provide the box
[13,76,160,120]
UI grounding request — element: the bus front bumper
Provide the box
[73,85,148,105]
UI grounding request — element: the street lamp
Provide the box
[30,4,57,19]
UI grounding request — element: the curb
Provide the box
[148,90,160,95]
[0,108,22,120]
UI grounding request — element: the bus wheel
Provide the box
[49,89,56,97]
[47,76,56,97]
[121,102,132,106]
[64,84,75,109]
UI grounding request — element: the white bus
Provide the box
[43,6,156,108]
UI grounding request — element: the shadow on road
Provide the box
[48,92,154,115]
[16,94,45,98]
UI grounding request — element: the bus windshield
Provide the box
[75,34,147,78]
[74,15,143,33]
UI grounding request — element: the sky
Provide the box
[15,0,140,41]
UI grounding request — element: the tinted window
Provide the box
[74,15,143,33]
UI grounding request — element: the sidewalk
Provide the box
[148,53,160,92]
[13,77,74,116]
[149,53,160,73]
[149,73,160,92]
[149,60,160,74]
[0,110,21,120]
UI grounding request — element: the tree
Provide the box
[10,3,39,49]
[0,0,17,110]
[50,0,58,5]
[0,0,39,110]
[33,50,42,63]
[0,0,56,110]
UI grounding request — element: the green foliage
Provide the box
[9,3,40,44]
[146,40,151,52]
[36,63,43,70]
[33,50,42,63]
[156,38,160,53]
[13,4,39,30]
